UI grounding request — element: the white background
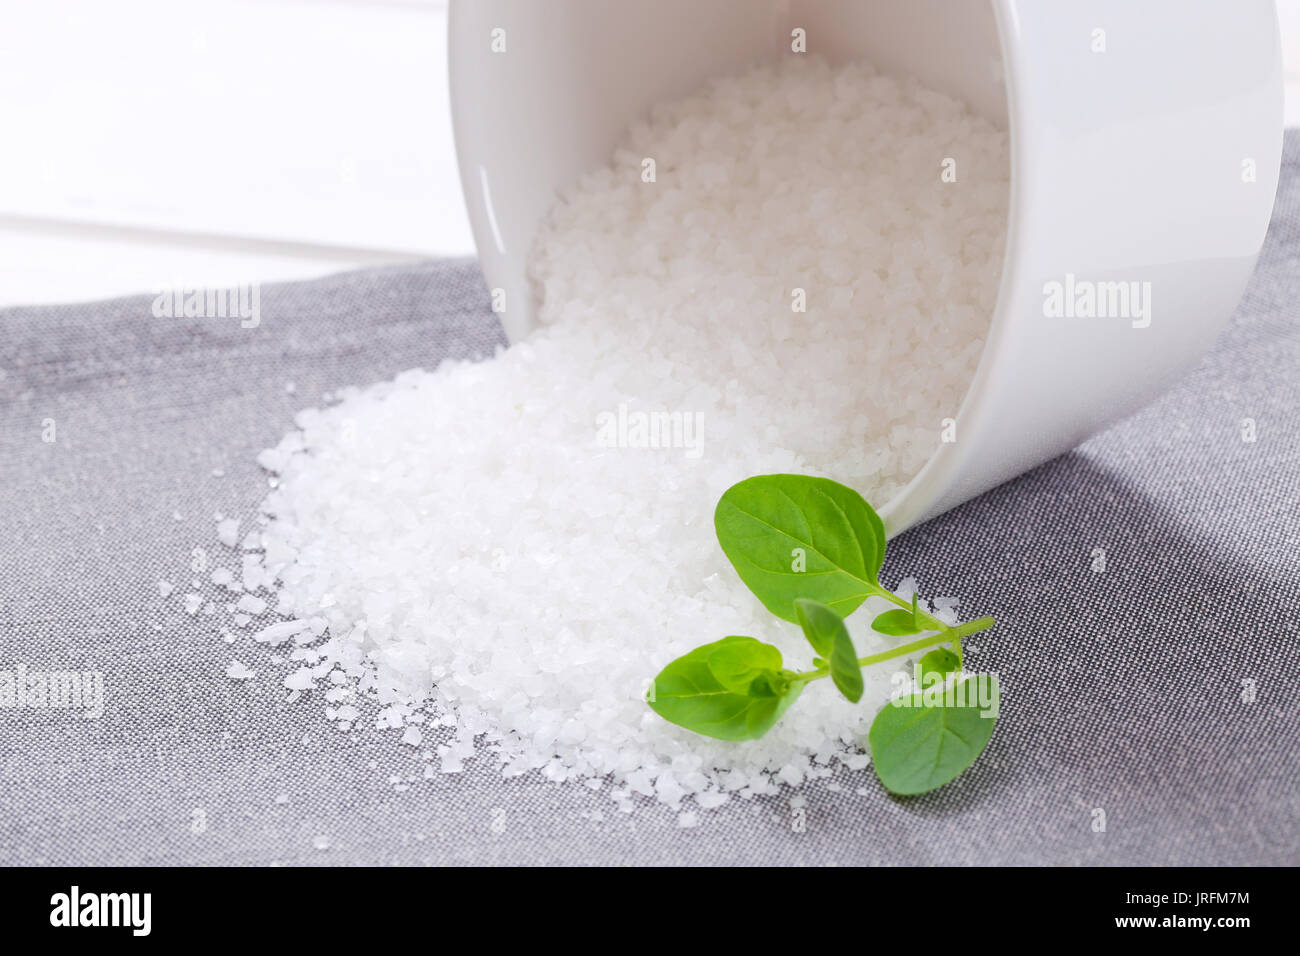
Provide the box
[2,0,1299,309]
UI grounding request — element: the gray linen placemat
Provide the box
[2,136,1298,867]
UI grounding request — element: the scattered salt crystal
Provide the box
[216,517,240,548]
[240,554,267,592]
[157,580,173,598]
[226,660,256,680]
[437,745,464,774]
[252,619,309,645]
[235,594,267,615]
[843,753,872,771]
[401,726,422,747]
[677,812,700,829]
[778,764,805,787]
[183,593,202,615]
[284,667,315,691]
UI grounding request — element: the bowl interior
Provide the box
[450,0,1007,341]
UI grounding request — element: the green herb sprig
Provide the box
[645,474,999,795]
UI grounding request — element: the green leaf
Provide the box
[868,674,1000,795]
[646,636,803,741]
[872,608,923,636]
[705,634,783,694]
[794,598,863,703]
[714,474,888,622]
[793,597,836,656]
[918,647,960,684]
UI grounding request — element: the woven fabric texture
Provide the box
[1,140,1297,866]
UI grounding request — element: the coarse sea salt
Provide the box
[216,517,241,548]
[204,57,1008,814]
[226,660,256,680]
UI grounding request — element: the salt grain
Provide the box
[252,619,309,645]
[226,660,256,680]
[236,594,268,616]
[216,518,240,548]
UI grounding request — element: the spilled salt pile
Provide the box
[219,57,1009,812]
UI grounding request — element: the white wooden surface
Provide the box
[1,0,1298,309]
[0,0,472,307]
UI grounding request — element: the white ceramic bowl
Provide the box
[449,0,1283,534]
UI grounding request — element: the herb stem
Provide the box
[881,588,977,668]
[879,588,948,630]
[856,615,994,668]
[788,616,995,684]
